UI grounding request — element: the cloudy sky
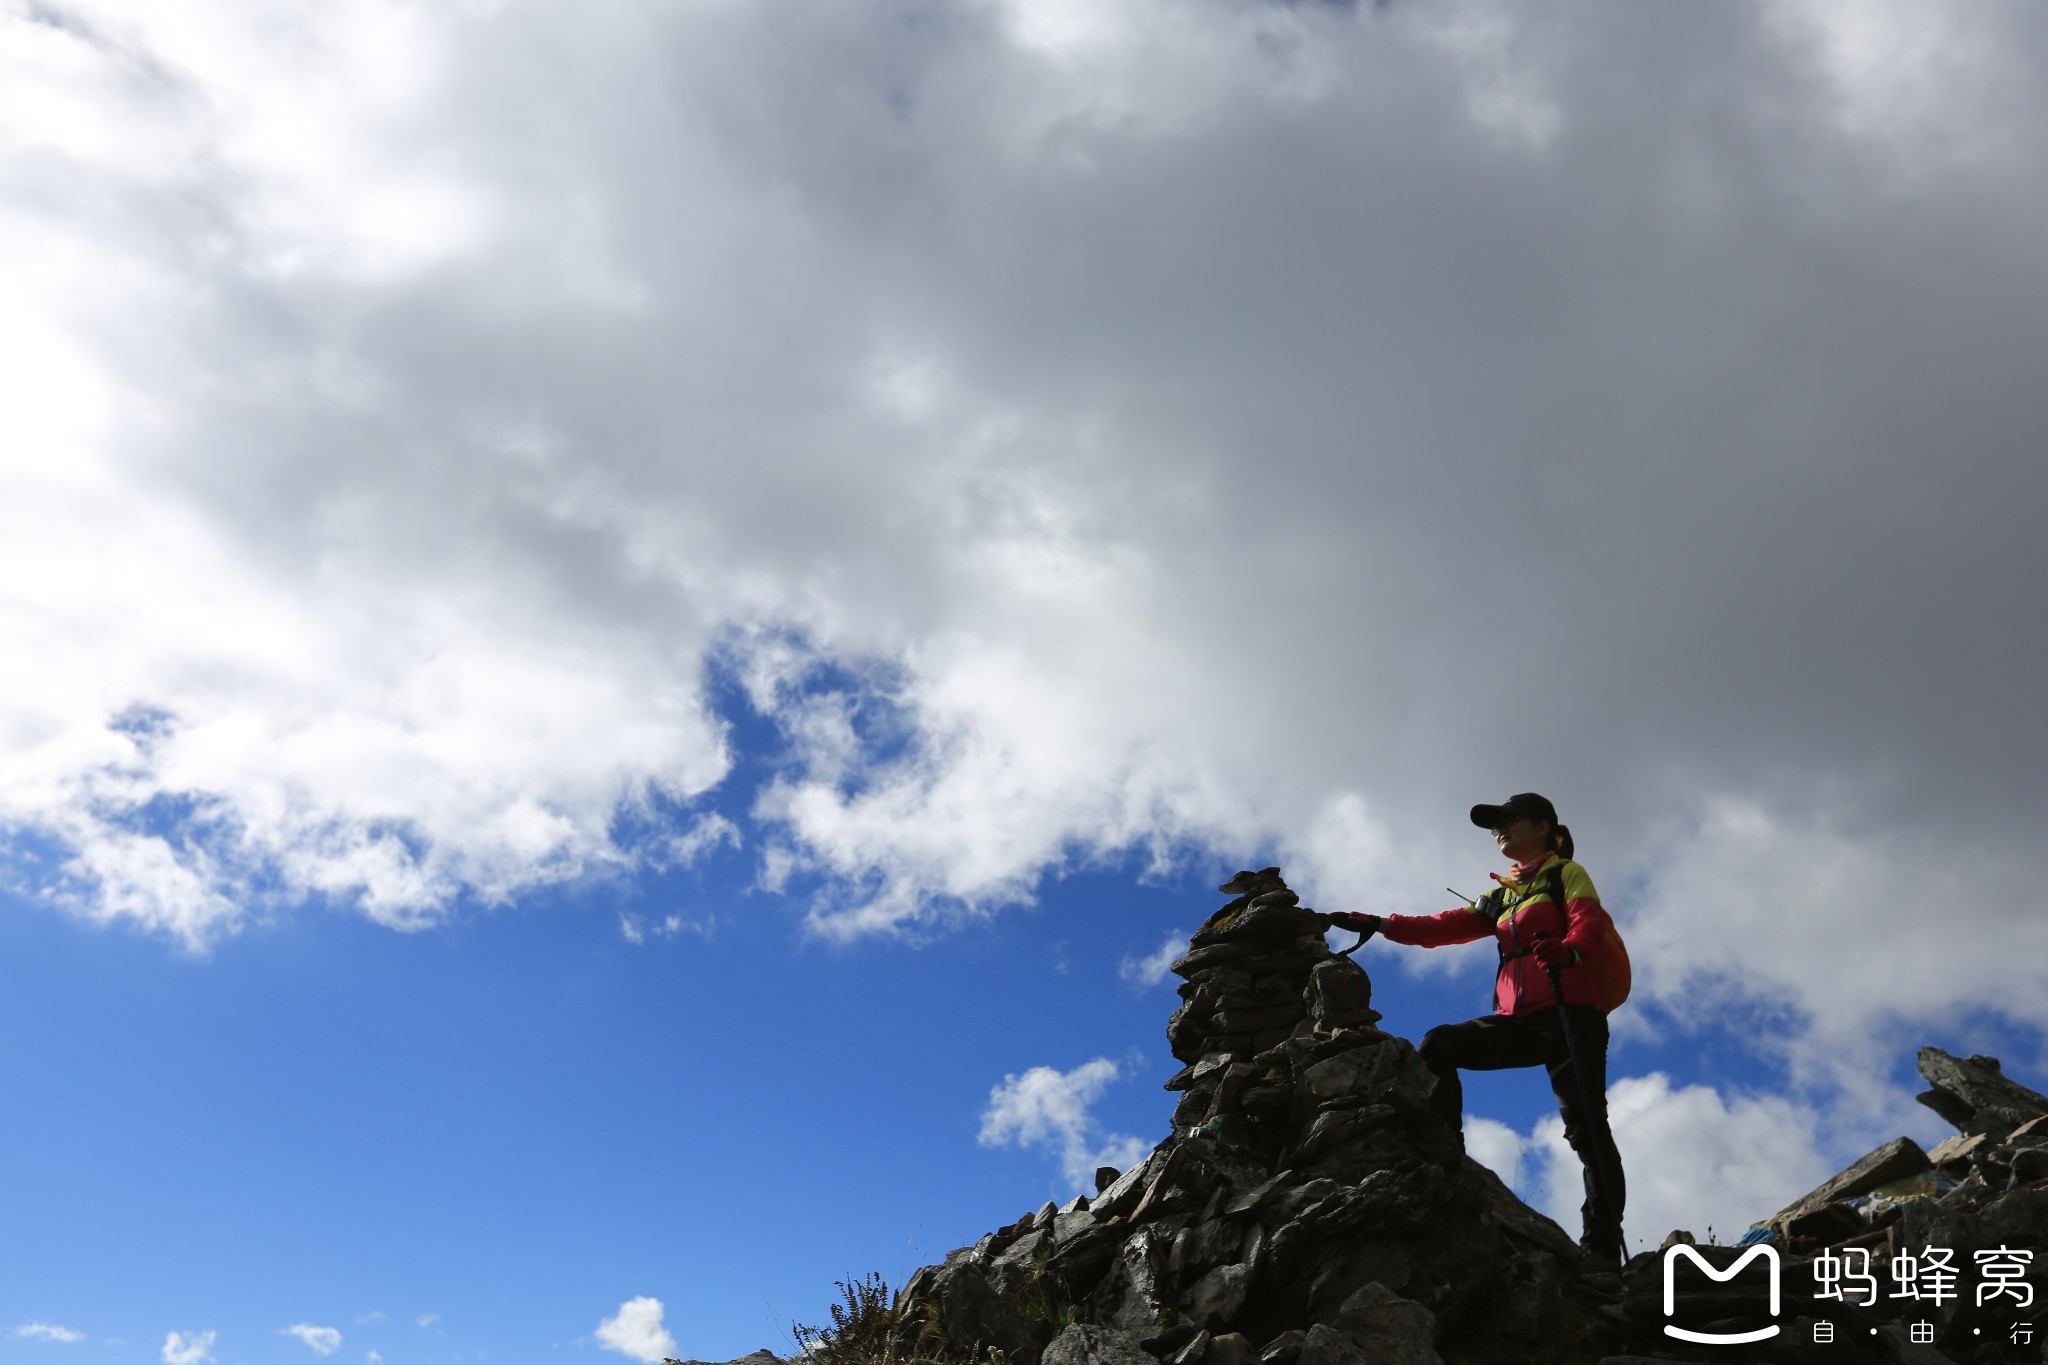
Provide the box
[3,0,2046,1359]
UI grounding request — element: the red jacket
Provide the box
[1381,852,1615,1016]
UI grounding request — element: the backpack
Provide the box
[1541,860,1632,1011]
[1491,861,1633,1012]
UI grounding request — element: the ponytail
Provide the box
[1552,823,1575,860]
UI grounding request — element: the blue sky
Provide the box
[4,1,2048,1362]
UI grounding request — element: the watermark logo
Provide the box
[1663,1243,1781,1345]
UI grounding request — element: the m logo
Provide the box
[1663,1243,1781,1345]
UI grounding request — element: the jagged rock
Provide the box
[1487,1250,1565,1345]
[1168,1219,1245,1279]
[1304,959,1371,1020]
[1184,1261,1251,1331]
[1218,868,1285,896]
[867,864,2048,1365]
[1165,1055,1236,1093]
[1203,1332,1253,1365]
[1292,1325,1365,1365]
[1784,1200,1867,1244]
[1100,1225,1176,1332]
[1192,903,1326,949]
[1327,1282,1443,1365]
[1926,1132,1987,1166]
[1096,1151,1165,1219]
[1255,1329,1303,1365]
[1915,1047,2048,1141]
[1047,1219,1124,1297]
[934,1264,1043,1360]
[1772,1136,1931,1229]
[1171,943,1269,978]
[1042,1325,1155,1365]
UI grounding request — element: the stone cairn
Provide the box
[850,872,2048,1365]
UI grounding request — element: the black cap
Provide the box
[1470,792,1559,831]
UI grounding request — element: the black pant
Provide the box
[1418,1005,1626,1261]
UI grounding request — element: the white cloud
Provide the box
[15,1323,85,1343]
[1,0,2043,1025]
[280,1324,343,1356]
[980,1057,1149,1193]
[652,813,741,872]
[1463,1115,1525,1190]
[1505,1072,1836,1251]
[162,1330,216,1365]
[1118,930,1184,989]
[594,1297,677,1365]
[415,1315,439,1329]
[1618,797,2048,1123]
[619,910,717,945]
[367,1353,384,1365]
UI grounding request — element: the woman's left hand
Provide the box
[1532,937,1579,970]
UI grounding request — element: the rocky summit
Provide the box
[737,870,2047,1365]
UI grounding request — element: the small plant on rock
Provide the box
[793,1273,900,1365]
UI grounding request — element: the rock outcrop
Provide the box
[853,872,2048,1365]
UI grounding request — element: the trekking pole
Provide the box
[1537,933,1630,1265]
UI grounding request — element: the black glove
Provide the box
[1328,911,1383,940]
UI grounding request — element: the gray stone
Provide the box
[1168,1219,1244,1279]
[1916,1047,2048,1141]
[1041,1325,1156,1365]
[2010,1146,2048,1185]
[1047,1220,1126,1297]
[1164,1055,1236,1093]
[1290,1105,1396,1166]
[1259,1177,1343,1227]
[1184,1261,1251,1331]
[1255,1330,1303,1365]
[1204,1332,1253,1365]
[1978,1183,2048,1245]
[932,1265,1040,1360]
[1103,1226,1173,1332]
[1305,959,1372,1019]
[1192,902,1327,948]
[991,1228,1048,1270]
[1223,1172,1295,1218]
[1772,1136,1932,1225]
[1489,1250,1565,1343]
[1218,868,1284,895]
[1170,943,1268,977]
[1328,1282,1442,1365]
[1292,1324,1365,1365]
[1213,1004,1305,1034]
[1300,1042,1415,1106]
[1095,1151,1164,1219]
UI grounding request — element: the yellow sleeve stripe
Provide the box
[1559,859,1601,904]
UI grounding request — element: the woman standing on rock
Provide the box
[1328,792,1630,1275]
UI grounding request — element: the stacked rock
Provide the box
[884,865,1591,1365]
[1163,867,1386,1157]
